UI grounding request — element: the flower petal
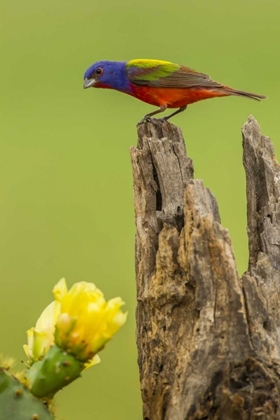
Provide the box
[54,281,127,361]
[53,278,68,302]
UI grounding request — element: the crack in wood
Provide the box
[130,116,280,420]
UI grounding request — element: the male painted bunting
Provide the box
[83,59,266,121]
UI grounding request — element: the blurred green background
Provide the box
[1,0,280,418]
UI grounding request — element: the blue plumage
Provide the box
[83,59,267,121]
[84,61,132,93]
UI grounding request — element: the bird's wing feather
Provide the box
[126,59,180,82]
[126,59,223,89]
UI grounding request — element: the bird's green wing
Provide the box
[126,59,223,89]
[126,59,180,82]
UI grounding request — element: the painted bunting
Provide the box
[83,59,266,120]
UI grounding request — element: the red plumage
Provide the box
[83,59,267,120]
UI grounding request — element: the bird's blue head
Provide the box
[83,60,131,93]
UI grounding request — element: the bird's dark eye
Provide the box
[95,67,103,76]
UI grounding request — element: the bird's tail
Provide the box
[224,86,267,101]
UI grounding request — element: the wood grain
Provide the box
[130,117,280,420]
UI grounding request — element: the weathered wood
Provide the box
[130,116,280,420]
[242,116,280,361]
[243,116,280,271]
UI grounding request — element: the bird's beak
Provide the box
[83,78,96,89]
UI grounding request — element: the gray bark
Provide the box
[130,116,280,420]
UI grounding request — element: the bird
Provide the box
[83,59,267,121]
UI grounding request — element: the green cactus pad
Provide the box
[26,345,84,398]
[0,368,54,420]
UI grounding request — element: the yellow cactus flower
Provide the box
[54,278,127,361]
[23,278,126,397]
[24,300,61,362]
[24,278,127,369]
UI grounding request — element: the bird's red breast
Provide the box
[83,59,267,119]
[129,84,229,108]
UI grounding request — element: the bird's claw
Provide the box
[138,116,152,124]
[137,116,168,125]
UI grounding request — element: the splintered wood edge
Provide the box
[131,117,280,420]
[242,115,280,270]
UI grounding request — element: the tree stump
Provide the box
[130,116,280,420]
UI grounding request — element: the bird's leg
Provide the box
[140,105,167,123]
[163,105,188,121]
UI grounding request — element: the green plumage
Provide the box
[126,59,179,81]
[126,59,223,89]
